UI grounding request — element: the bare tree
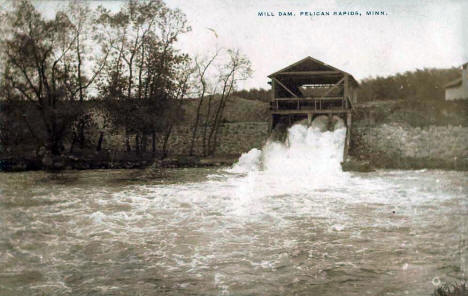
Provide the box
[189,51,220,156]
[206,49,252,155]
[65,1,110,151]
[160,59,194,158]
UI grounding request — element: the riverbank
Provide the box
[2,122,468,172]
[0,152,240,172]
[2,101,468,172]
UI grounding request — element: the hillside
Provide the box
[182,96,270,124]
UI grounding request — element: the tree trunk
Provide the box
[49,135,62,156]
[69,132,77,153]
[96,132,104,152]
[78,119,85,149]
[189,95,204,155]
[161,125,173,159]
[135,133,140,154]
[202,95,213,156]
[207,98,224,155]
[125,132,131,152]
[152,131,156,155]
[141,133,147,153]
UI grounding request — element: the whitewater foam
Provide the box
[229,116,347,185]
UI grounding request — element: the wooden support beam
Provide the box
[277,71,341,75]
[273,97,343,101]
[343,112,352,160]
[318,76,345,100]
[271,79,276,100]
[272,77,298,98]
[271,109,349,115]
[271,114,276,131]
[344,74,349,99]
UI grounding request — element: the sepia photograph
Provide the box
[0,0,467,295]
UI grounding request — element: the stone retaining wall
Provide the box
[160,122,270,155]
[101,122,270,156]
[350,123,468,169]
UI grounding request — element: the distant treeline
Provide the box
[231,88,271,103]
[357,67,461,103]
[356,68,468,127]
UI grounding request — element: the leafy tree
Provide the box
[0,1,86,155]
[96,0,191,155]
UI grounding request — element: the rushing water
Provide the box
[0,118,467,296]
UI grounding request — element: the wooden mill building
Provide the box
[268,56,359,157]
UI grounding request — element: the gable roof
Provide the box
[445,62,468,88]
[445,78,462,89]
[268,56,359,86]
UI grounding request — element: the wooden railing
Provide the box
[299,85,344,97]
[270,97,351,111]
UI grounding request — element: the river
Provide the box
[0,119,467,295]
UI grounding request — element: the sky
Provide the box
[3,0,467,89]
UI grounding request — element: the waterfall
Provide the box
[226,115,348,200]
[230,115,347,176]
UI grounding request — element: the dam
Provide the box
[269,56,358,158]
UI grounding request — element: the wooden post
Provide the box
[344,74,349,99]
[271,79,276,132]
[343,112,352,160]
[307,113,312,125]
[271,79,276,100]
[344,74,349,110]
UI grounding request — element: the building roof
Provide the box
[444,62,467,89]
[445,78,462,89]
[268,56,359,86]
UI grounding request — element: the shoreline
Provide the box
[0,154,242,172]
[1,154,467,172]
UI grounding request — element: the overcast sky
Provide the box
[8,0,468,89]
